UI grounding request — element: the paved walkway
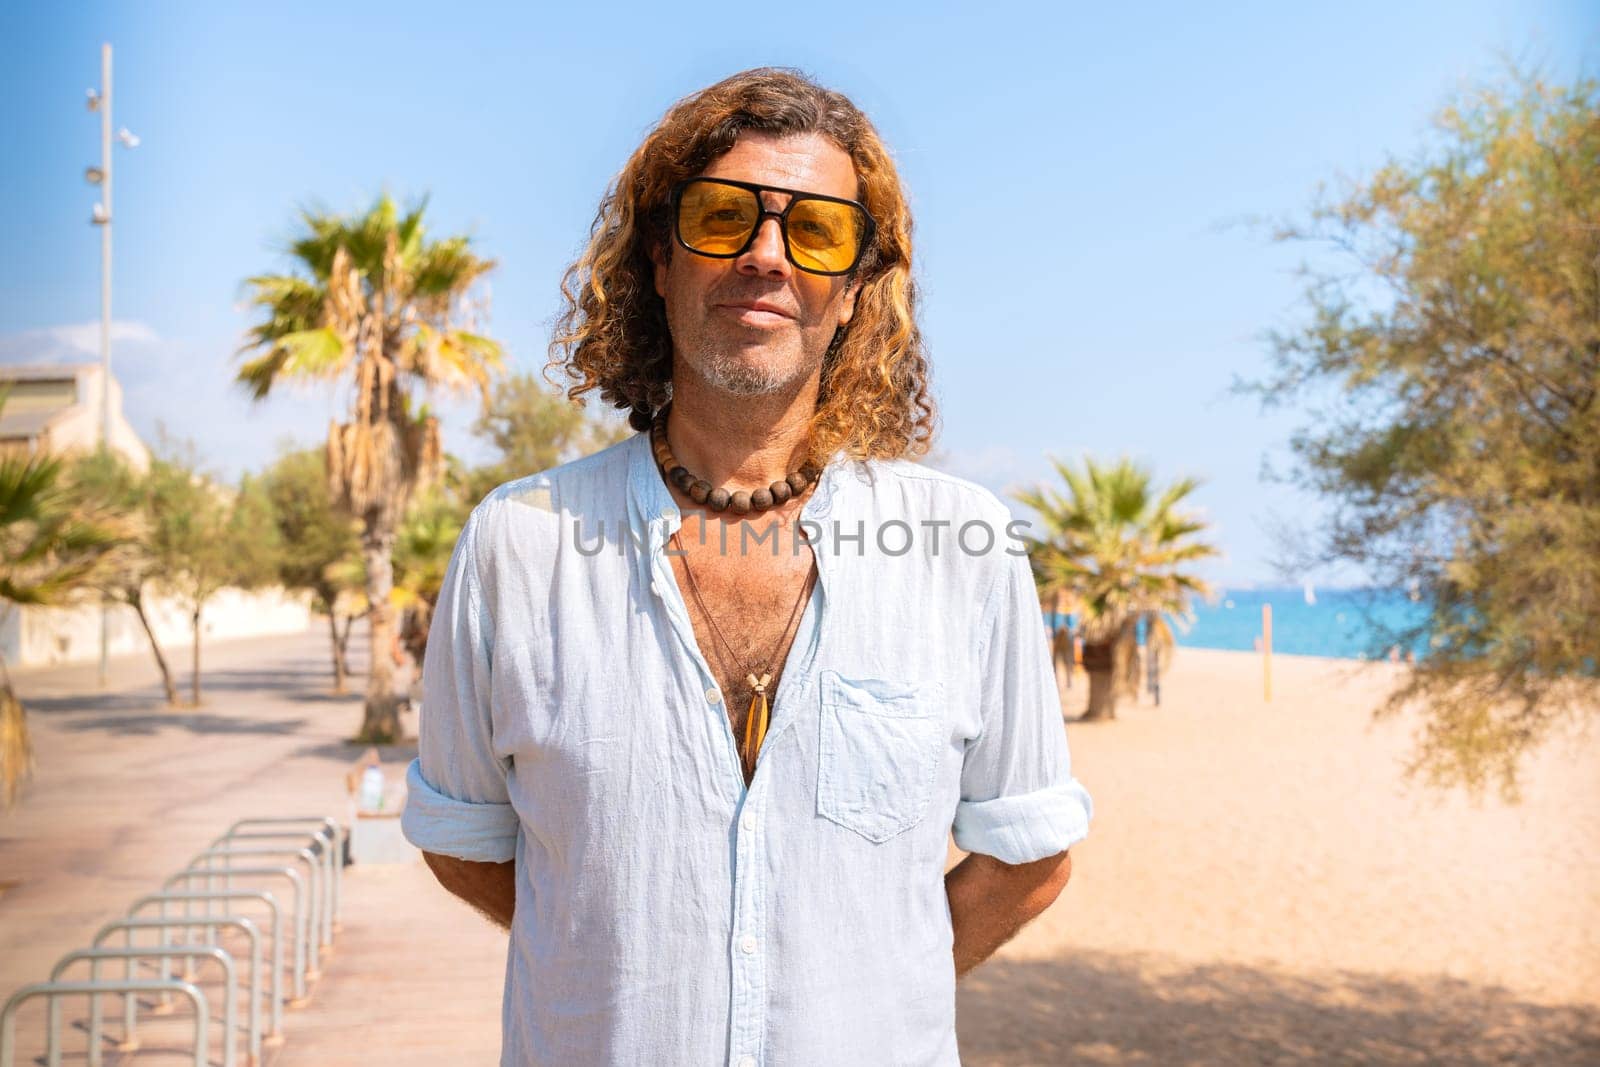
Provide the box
[0,624,502,1065]
[3,626,1596,1065]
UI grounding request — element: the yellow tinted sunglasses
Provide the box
[671,177,877,276]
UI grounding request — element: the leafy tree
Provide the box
[144,439,282,706]
[261,447,364,692]
[68,450,181,705]
[380,378,626,676]
[465,372,630,502]
[236,193,504,741]
[1239,71,1599,798]
[1014,456,1218,721]
[0,392,124,807]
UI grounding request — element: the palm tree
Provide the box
[1029,564,1080,693]
[391,485,469,666]
[1,394,124,806]
[1014,455,1219,721]
[237,193,504,741]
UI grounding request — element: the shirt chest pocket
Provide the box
[816,670,947,843]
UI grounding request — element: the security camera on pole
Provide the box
[84,42,139,687]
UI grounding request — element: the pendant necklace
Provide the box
[671,529,816,778]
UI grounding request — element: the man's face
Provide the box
[652,131,862,398]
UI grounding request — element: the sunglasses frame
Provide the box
[669,177,878,277]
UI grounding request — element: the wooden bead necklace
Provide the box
[650,403,821,515]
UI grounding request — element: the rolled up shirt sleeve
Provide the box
[401,502,519,864]
[951,549,1094,864]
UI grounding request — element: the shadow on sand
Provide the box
[956,950,1600,1066]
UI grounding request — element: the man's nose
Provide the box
[736,216,791,279]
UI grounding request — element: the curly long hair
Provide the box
[548,67,935,464]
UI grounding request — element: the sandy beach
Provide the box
[1,630,1595,1064]
[954,647,1600,1064]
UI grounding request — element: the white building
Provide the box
[0,362,314,670]
[0,362,150,470]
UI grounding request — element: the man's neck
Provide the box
[664,375,819,492]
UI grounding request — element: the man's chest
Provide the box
[665,547,812,687]
[662,534,818,781]
[483,517,988,805]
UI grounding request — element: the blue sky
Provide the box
[2,1,1594,586]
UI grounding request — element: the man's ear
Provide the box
[836,277,862,329]
[650,242,669,299]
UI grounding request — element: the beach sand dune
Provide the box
[955,648,1600,1065]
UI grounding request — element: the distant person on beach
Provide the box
[401,67,1093,1066]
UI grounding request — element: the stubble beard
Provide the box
[686,323,814,398]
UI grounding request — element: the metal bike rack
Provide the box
[213,827,336,950]
[5,812,343,1062]
[161,869,300,1003]
[214,828,335,945]
[50,947,238,1067]
[93,915,264,1065]
[127,889,281,1024]
[1,979,207,1067]
[189,844,321,984]
[227,816,344,932]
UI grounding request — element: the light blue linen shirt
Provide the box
[401,429,1093,1066]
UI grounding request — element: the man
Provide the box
[401,67,1094,1066]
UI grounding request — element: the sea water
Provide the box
[1176,587,1433,660]
[1046,587,1433,661]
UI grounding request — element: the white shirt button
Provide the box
[740,813,755,831]
[706,687,721,704]
[738,1057,756,1067]
[740,935,757,954]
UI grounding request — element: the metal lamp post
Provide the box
[85,42,139,687]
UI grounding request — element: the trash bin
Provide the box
[345,754,415,864]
